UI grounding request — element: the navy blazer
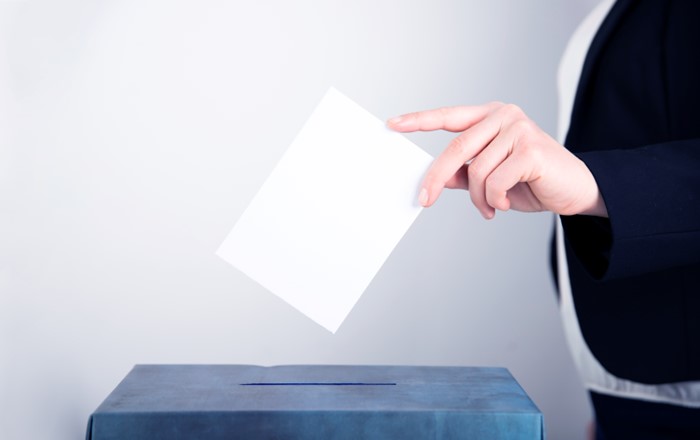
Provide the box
[559,0,700,384]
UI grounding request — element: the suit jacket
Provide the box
[559,0,700,384]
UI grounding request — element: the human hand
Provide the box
[388,102,608,219]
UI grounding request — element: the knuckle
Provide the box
[438,106,451,121]
[467,160,485,182]
[485,173,505,195]
[518,141,544,163]
[512,118,535,134]
[501,103,524,119]
[447,136,468,156]
[486,101,505,111]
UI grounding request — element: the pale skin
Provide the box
[387,102,608,219]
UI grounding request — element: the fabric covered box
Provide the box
[86,364,543,439]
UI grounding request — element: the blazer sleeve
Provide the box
[560,0,700,281]
[561,139,700,280]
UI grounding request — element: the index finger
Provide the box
[387,102,500,133]
[419,105,508,208]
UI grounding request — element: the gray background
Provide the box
[0,1,601,438]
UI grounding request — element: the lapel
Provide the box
[566,0,636,143]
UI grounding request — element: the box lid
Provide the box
[87,365,543,440]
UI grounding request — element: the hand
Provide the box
[388,102,608,219]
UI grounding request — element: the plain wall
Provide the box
[0,1,602,439]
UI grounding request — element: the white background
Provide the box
[0,1,601,438]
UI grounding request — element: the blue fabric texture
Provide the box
[86,365,543,440]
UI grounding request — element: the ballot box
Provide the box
[85,365,544,440]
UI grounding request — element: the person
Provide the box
[388,1,700,438]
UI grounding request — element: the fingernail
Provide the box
[418,188,429,206]
[387,116,403,126]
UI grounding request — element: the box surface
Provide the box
[86,365,543,440]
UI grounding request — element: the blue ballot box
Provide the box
[85,365,544,440]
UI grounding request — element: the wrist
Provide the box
[579,190,608,217]
[577,161,608,218]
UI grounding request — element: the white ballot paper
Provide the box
[217,87,433,333]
